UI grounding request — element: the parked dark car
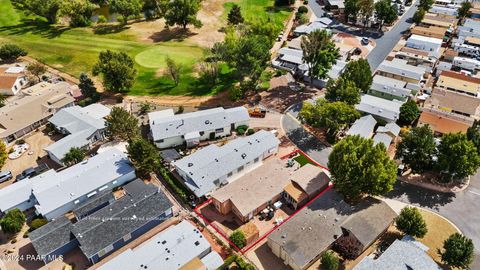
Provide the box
[15,164,50,181]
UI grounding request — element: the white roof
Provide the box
[5,66,25,74]
[347,115,377,139]
[174,130,280,197]
[294,19,332,35]
[97,220,223,270]
[407,34,443,45]
[149,107,249,142]
[33,148,135,217]
[376,122,401,137]
[45,104,110,161]
[373,133,393,147]
[355,95,404,122]
[377,59,426,81]
[371,75,411,98]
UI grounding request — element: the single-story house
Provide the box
[97,220,223,270]
[429,5,458,17]
[418,108,474,135]
[30,179,174,264]
[149,106,249,149]
[293,18,333,36]
[0,82,75,145]
[45,104,111,165]
[425,87,480,119]
[410,25,448,40]
[436,70,480,96]
[0,148,136,220]
[373,122,401,147]
[174,130,280,198]
[368,75,413,101]
[0,66,27,96]
[346,115,377,139]
[355,95,404,123]
[406,34,443,53]
[354,235,442,270]
[267,189,397,270]
[375,59,426,85]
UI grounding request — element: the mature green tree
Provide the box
[106,107,140,141]
[142,0,169,20]
[458,1,473,19]
[246,19,282,45]
[166,56,181,86]
[301,29,339,83]
[340,59,372,93]
[395,207,428,238]
[0,95,6,108]
[110,0,143,24]
[62,147,87,166]
[229,230,247,249]
[0,209,26,234]
[127,139,159,177]
[419,0,434,10]
[399,100,420,125]
[328,135,397,200]
[0,44,27,63]
[466,120,480,153]
[299,99,360,139]
[344,0,359,23]
[358,0,374,28]
[436,133,480,182]
[61,0,98,27]
[139,102,151,115]
[79,73,98,99]
[0,142,7,169]
[374,0,397,28]
[440,233,475,269]
[165,0,202,29]
[321,251,339,270]
[396,125,437,174]
[92,50,137,92]
[11,0,62,24]
[26,62,47,82]
[325,77,361,105]
[228,4,244,25]
[412,8,426,24]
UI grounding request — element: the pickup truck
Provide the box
[16,164,50,181]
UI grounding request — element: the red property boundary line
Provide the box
[194,150,332,254]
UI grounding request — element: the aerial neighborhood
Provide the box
[0,0,479,269]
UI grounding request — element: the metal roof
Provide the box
[371,75,411,98]
[33,149,135,218]
[45,104,110,161]
[347,115,377,139]
[373,133,393,147]
[149,107,249,141]
[97,220,223,270]
[355,95,403,122]
[377,59,426,81]
[174,130,280,197]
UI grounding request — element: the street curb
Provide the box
[398,175,471,194]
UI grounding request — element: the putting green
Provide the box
[135,44,204,69]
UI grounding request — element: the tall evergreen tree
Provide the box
[228,4,244,25]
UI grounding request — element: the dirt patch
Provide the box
[128,0,227,48]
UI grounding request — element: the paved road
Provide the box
[308,0,418,70]
[385,175,480,268]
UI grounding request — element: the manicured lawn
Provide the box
[224,0,293,26]
[294,153,316,167]
[0,0,292,96]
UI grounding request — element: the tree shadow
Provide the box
[92,24,129,35]
[385,181,456,210]
[0,18,69,39]
[148,27,197,43]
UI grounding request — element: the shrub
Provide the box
[0,209,26,234]
[115,95,124,103]
[11,239,17,244]
[23,231,29,238]
[395,207,428,238]
[440,233,475,269]
[247,129,255,135]
[298,5,308,13]
[30,218,48,231]
[229,230,247,249]
[333,236,362,260]
[97,15,107,24]
[16,139,26,145]
[228,87,243,101]
[304,0,309,3]
[177,105,184,114]
[321,250,339,270]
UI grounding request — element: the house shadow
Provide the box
[18,242,45,270]
[148,27,197,43]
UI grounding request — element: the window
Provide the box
[213,179,220,186]
[227,172,233,177]
[238,166,244,172]
[199,131,205,136]
[157,139,164,143]
[104,245,114,254]
[99,185,108,192]
[215,128,224,133]
[254,158,259,163]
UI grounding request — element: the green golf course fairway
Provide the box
[135,43,204,69]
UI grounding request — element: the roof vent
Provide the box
[205,120,210,124]
[188,163,193,167]
[194,241,200,246]
[241,153,247,159]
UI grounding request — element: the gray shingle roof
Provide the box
[45,104,110,160]
[72,182,172,259]
[347,115,377,139]
[29,216,74,257]
[268,189,353,269]
[174,130,280,197]
[340,199,397,248]
[149,107,249,142]
[72,189,114,219]
[354,236,442,270]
